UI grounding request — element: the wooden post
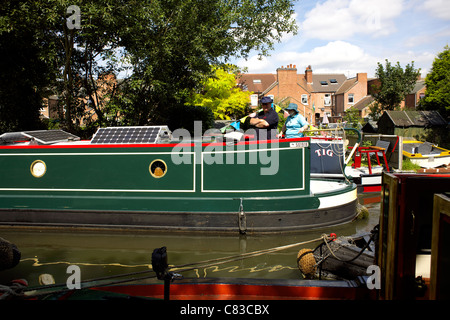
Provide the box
[398,136,403,170]
[430,194,450,300]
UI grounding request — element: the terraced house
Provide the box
[238,64,377,125]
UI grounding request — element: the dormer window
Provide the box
[320,81,328,86]
[330,79,338,84]
[253,79,261,83]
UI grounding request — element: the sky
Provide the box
[232,0,450,78]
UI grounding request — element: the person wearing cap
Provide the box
[248,96,279,140]
[277,103,309,139]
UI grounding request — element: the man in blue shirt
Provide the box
[277,103,309,139]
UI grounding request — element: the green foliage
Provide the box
[186,67,252,120]
[0,30,48,132]
[419,45,450,121]
[370,59,420,117]
[0,0,298,134]
[402,158,421,172]
[368,102,383,121]
[423,127,450,150]
[0,1,55,133]
[343,107,361,128]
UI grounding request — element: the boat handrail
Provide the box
[305,127,361,182]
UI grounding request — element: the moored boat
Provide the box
[308,128,389,193]
[0,127,358,234]
[402,139,450,168]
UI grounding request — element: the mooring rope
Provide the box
[15,235,328,299]
[317,229,377,264]
[171,236,326,274]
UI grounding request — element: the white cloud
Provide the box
[423,0,450,20]
[236,55,275,73]
[274,41,380,77]
[387,50,437,77]
[299,0,404,40]
[403,29,450,48]
[235,41,436,79]
[234,0,442,79]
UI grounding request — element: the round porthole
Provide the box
[30,160,47,178]
[149,160,167,178]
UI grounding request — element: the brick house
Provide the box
[404,79,426,109]
[40,74,117,125]
[334,72,370,116]
[238,65,365,125]
[40,95,60,120]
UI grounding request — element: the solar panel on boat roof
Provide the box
[23,130,80,144]
[90,126,164,144]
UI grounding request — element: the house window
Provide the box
[324,94,331,106]
[253,79,261,83]
[320,81,328,86]
[348,93,354,104]
[301,94,308,105]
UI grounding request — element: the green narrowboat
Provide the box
[0,127,357,234]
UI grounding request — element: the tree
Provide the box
[0,30,49,132]
[0,0,298,135]
[419,45,450,121]
[108,0,298,127]
[418,46,450,149]
[370,59,420,118]
[186,66,252,120]
[0,1,55,133]
[0,0,128,135]
[343,106,362,129]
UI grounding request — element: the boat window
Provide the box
[149,160,167,178]
[30,160,47,178]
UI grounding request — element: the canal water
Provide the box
[0,193,380,288]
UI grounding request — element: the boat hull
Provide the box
[407,155,450,169]
[403,140,450,168]
[0,196,357,233]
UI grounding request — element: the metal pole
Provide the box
[164,277,170,301]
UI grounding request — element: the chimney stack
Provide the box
[305,65,313,84]
[356,73,367,83]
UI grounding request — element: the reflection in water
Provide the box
[0,195,380,287]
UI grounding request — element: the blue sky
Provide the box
[232,0,450,78]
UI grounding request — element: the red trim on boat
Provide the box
[0,137,311,150]
[363,185,382,193]
[91,282,374,300]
